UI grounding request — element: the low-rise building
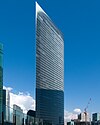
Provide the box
[13,104,23,125]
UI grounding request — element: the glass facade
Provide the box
[36,3,64,125]
[0,43,3,123]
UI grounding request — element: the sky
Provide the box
[0,0,100,116]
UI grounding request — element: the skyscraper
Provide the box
[36,2,64,125]
[0,43,3,124]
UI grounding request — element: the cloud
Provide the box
[3,86,13,91]
[10,92,35,114]
[64,110,78,122]
[64,108,81,124]
[3,86,35,114]
[74,108,81,114]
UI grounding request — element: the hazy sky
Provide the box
[0,0,100,113]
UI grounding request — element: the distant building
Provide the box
[92,120,100,125]
[36,2,64,125]
[67,120,91,125]
[92,113,100,122]
[67,121,75,125]
[78,112,90,122]
[75,121,90,125]
[13,104,23,125]
[26,110,43,125]
[27,110,36,117]
[2,89,10,122]
[0,43,3,123]
[92,113,100,125]
[26,110,36,125]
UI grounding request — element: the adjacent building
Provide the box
[36,2,64,125]
[2,89,10,122]
[0,43,3,123]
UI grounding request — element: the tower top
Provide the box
[36,2,47,18]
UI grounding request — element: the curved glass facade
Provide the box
[36,3,64,125]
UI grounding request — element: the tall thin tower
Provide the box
[36,2,64,125]
[3,89,10,122]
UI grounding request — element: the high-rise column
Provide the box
[36,3,64,125]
